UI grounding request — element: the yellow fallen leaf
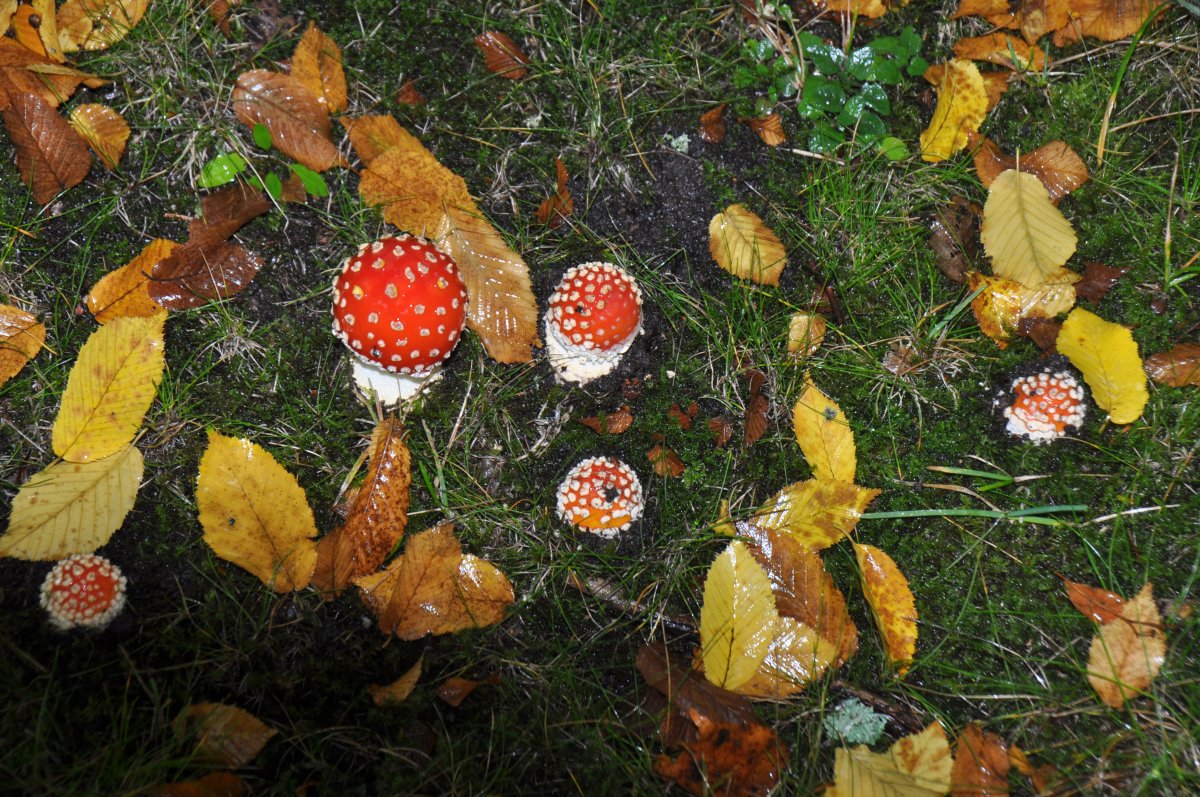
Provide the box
[181,703,276,768]
[342,114,422,167]
[356,524,514,639]
[981,169,1077,289]
[953,32,1048,71]
[0,443,143,560]
[787,312,826,359]
[196,430,319,591]
[0,303,45,386]
[55,0,149,51]
[734,615,839,699]
[920,59,988,163]
[822,0,889,17]
[52,312,166,463]
[1056,307,1148,424]
[0,2,15,38]
[793,375,857,482]
[754,479,880,549]
[369,656,423,705]
[86,239,175,323]
[708,204,787,286]
[289,22,347,113]
[967,269,1078,348]
[828,721,953,797]
[69,103,129,169]
[699,539,777,690]
[1087,582,1166,708]
[855,543,918,676]
[20,0,65,62]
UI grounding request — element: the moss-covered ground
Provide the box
[1,1,1198,794]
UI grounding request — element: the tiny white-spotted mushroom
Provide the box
[332,234,468,403]
[556,457,644,539]
[40,553,128,630]
[1002,369,1087,443]
[544,262,643,385]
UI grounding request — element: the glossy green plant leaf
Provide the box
[198,153,248,188]
[252,122,272,150]
[290,164,328,197]
[803,75,846,112]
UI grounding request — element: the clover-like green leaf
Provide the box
[198,153,248,189]
[803,75,846,112]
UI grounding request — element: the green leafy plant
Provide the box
[198,124,329,200]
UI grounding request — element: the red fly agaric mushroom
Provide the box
[556,456,644,538]
[544,262,643,385]
[1001,369,1086,443]
[40,553,128,630]
[332,234,468,403]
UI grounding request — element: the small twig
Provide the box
[787,147,845,166]
[1088,505,1178,525]
[567,571,696,633]
[1107,107,1200,135]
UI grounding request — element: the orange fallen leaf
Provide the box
[1008,744,1061,795]
[823,0,890,18]
[474,31,531,79]
[1062,576,1125,625]
[954,32,1047,71]
[180,703,276,768]
[951,722,1009,796]
[787,313,826,359]
[746,112,785,146]
[743,368,770,448]
[951,0,1070,45]
[68,103,129,170]
[55,0,148,51]
[289,22,347,113]
[0,303,45,386]
[708,416,734,447]
[577,405,634,435]
[14,1,64,62]
[855,543,918,676]
[1087,582,1166,707]
[698,103,727,143]
[395,78,425,105]
[1052,0,1162,46]
[647,440,685,478]
[232,68,344,172]
[669,402,698,431]
[437,673,501,707]
[1143,343,1200,388]
[2,91,92,203]
[0,38,91,108]
[370,656,423,705]
[535,156,573,228]
[970,134,1089,205]
[341,113,420,167]
[151,771,246,797]
[653,707,788,797]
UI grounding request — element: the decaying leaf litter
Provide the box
[1,1,1198,794]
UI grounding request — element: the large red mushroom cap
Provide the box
[1002,369,1086,443]
[40,553,127,630]
[556,456,644,538]
[543,262,643,385]
[332,234,468,401]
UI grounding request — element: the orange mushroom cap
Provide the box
[544,262,643,384]
[1003,370,1086,443]
[556,456,644,538]
[40,553,127,630]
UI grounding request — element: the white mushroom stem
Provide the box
[544,314,642,385]
[350,357,443,405]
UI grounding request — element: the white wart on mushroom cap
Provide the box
[543,262,643,385]
[332,234,468,404]
[556,456,644,539]
[40,553,128,630]
[1001,369,1087,443]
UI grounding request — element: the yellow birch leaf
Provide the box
[968,268,1078,347]
[0,1,15,37]
[981,169,1077,289]
[734,616,838,699]
[787,312,826,359]
[86,239,175,323]
[708,204,787,286]
[290,21,347,113]
[920,59,988,163]
[52,312,166,463]
[0,443,142,560]
[341,114,422,167]
[754,479,880,550]
[0,303,45,386]
[828,721,953,797]
[369,655,423,705]
[69,103,129,169]
[855,543,918,676]
[1087,582,1166,708]
[196,430,319,591]
[181,702,277,768]
[793,375,856,482]
[700,540,777,691]
[1057,307,1148,424]
[355,524,514,639]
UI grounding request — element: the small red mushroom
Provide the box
[1002,369,1086,443]
[543,262,643,385]
[332,234,468,403]
[40,553,127,630]
[556,457,644,538]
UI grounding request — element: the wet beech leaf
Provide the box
[699,540,777,690]
[793,375,856,482]
[828,721,953,797]
[342,113,421,167]
[436,673,501,707]
[2,91,92,203]
[0,38,88,107]
[1087,582,1165,707]
[951,0,1071,44]
[232,69,344,172]
[68,103,128,169]
[19,1,64,62]
[1057,307,1148,424]
[1063,576,1125,625]
[951,723,1009,797]
[743,368,770,448]
[577,405,634,435]
[196,430,320,592]
[190,180,272,243]
[855,543,918,676]
[653,707,788,797]
[52,312,165,463]
[929,195,981,283]
[736,615,839,699]
[669,402,698,431]
[55,0,149,51]
[746,112,785,146]
[636,642,757,728]
[1052,0,1161,46]
[394,78,425,105]
[151,771,245,797]
[647,441,685,478]
[708,416,734,447]
[0,443,142,560]
[181,703,276,768]
[919,59,988,163]
[971,135,1089,205]
[474,31,531,79]
[1074,261,1128,304]
[0,303,45,385]
[356,524,514,639]
[755,479,880,549]
[535,156,573,228]
[289,22,346,113]
[953,32,1047,71]
[981,169,1077,289]
[149,241,262,309]
[1144,343,1200,387]
[370,656,423,706]
[967,269,1078,348]
[698,103,727,143]
[709,204,787,285]
[787,312,826,358]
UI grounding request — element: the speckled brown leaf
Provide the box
[369,656,422,705]
[1087,582,1166,707]
[535,156,572,228]
[654,707,788,797]
[474,31,531,79]
[1052,0,1162,46]
[1074,261,1128,304]
[699,103,727,143]
[578,405,633,435]
[181,702,276,768]
[0,38,88,108]
[951,723,1009,797]
[754,479,880,549]
[708,416,734,447]
[954,33,1047,71]
[971,135,1088,205]
[355,524,514,639]
[930,195,981,284]
[68,102,129,169]
[0,303,45,386]
[290,22,346,113]
[395,78,425,106]
[232,69,344,172]
[856,543,918,676]
[2,91,91,203]
[54,0,148,51]
[151,771,245,797]
[648,440,685,478]
[1144,343,1200,388]
[747,112,785,147]
[743,368,770,448]
[436,673,500,707]
[1062,576,1125,625]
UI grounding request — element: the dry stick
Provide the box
[567,571,695,632]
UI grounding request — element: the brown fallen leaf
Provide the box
[636,642,757,731]
[698,103,727,144]
[708,415,734,447]
[179,702,276,768]
[395,77,425,105]
[1074,261,1128,305]
[971,134,1089,205]
[206,0,239,40]
[648,439,685,478]
[436,673,501,707]
[1052,0,1162,46]
[190,181,273,243]
[289,21,347,113]
[474,31,531,79]
[577,405,634,435]
[2,91,92,203]
[535,156,573,228]
[954,32,1048,71]
[654,707,788,797]
[1008,744,1062,795]
[0,303,46,386]
[743,368,769,447]
[669,402,698,431]
[232,68,345,172]
[54,0,149,51]
[930,195,981,284]
[1086,582,1166,707]
[1144,343,1200,388]
[1015,316,1062,352]
[0,38,90,108]
[1062,576,1125,625]
[151,771,246,797]
[68,103,129,169]
[369,655,423,705]
[951,0,1071,45]
[951,722,1009,797]
[746,112,785,147]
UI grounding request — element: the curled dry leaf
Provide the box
[669,402,698,431]
[55,0,148,51]
[437,673,501,707]
[577,405,634,435]
[1052,0,1162,46]
[954,32,1047,71]
[746,112,785,147]
[196,430,320,592]
[982,169,1077,290]
[743,368,769,447]
[755,479,880,550]
[709,204,788,285]
[930,195,981,284]
[951,0,1070,45]
[950,723,1009,797]
[289,22,347,113]
[920,59,988,163]
[181,702,276,768]
[699,540,777,691]
[708,416,734,447]
[0,303,45,386]
[2,91,92,203]
[1144,343,1200,388]
[698,103,726,144]
[535,156,573,228]
[787,313,826,359]
[0,443,142,560]
[1057,307,1148,424]
[855,543,918,676]
[793,374,856,483]
[828,722,953,797]
[1087,582,1166,708]
[474,31,531,79]
[648,440,686,478]
[1062,576,1125,625]
[653,707,789,797]
[370,656,423,706]
[971,134,1089,205]
[232,68,344,172]
[1074,261,1128,305]
[395,78,425,105]
[68,103,128,169]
